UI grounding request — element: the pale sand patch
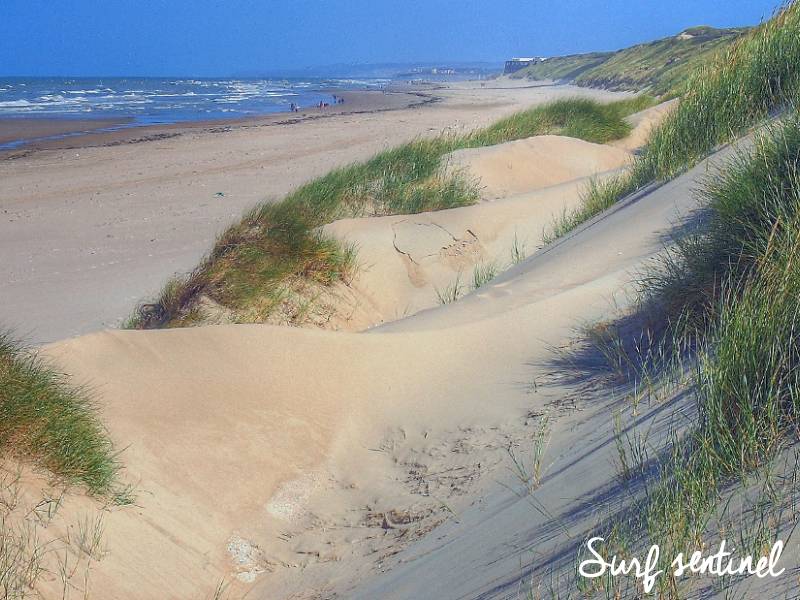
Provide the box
[443,135,632,200]
[265,472,320,522]
[611,98,680,152]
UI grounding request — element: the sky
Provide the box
[1,0,783,77]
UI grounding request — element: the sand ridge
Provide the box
[3,99,690,599]
[322,173,618,330]
[443,134,632,200]
[611,97,679,152]
[318,105,672,330]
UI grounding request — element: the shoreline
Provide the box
[0,88,438,158]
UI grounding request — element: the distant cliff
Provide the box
[511,26,748,96]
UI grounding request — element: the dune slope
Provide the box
[311,103,676,331]
[21,117,745,600]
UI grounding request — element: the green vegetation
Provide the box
[628,112,800,598]
[578,109,800,600]
[547,2,800,242]
[130,96,653,328]
[550,10,800,592]
[514,26,747,97]
[435,271,465,306]
[512,53,612,83]
[0,332,118,495]
[471,261,499,291]
[655,116,800,467]
[467,95,652,146]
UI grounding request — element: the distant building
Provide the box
[504,57,545,74]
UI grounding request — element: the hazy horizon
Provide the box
[2,0,780,78]
[0,61,503,81]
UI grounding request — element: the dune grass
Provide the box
[546,1,800,242]
[129,95,652,329]
[0,332,118,495]
[654,114,800,468]
[465,95,653,147]
[514,27,746,97]
[591,111,800,597]
[647,115,800,326]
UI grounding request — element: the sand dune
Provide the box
[320,104,673,330]
[347,138,762,600]
[35,137,725,598]
[323,172,620,330]
[4,99,705,599]
[611,98,679,152]
[444,135,632,200]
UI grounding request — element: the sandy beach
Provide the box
[0,80,629,343]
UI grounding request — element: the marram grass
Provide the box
[656,113,800,466]
[595,111,800,599]
[0,332,119,495]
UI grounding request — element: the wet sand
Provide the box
[0,117,133,146]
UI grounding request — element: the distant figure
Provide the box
[289,102,296,112]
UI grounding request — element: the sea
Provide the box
[0,76,391,123]
[0,71,495,150]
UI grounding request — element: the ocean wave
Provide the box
[37,94,88,103]
[0,99,36,108]
[65,88,114,94]
[0,76,387,119]
[147,92,215,98]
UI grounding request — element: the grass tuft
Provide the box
[471,261,499,291]
[435,272,464,305]
[0,332,118,495]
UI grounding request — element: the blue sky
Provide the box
[1,0,782,76]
